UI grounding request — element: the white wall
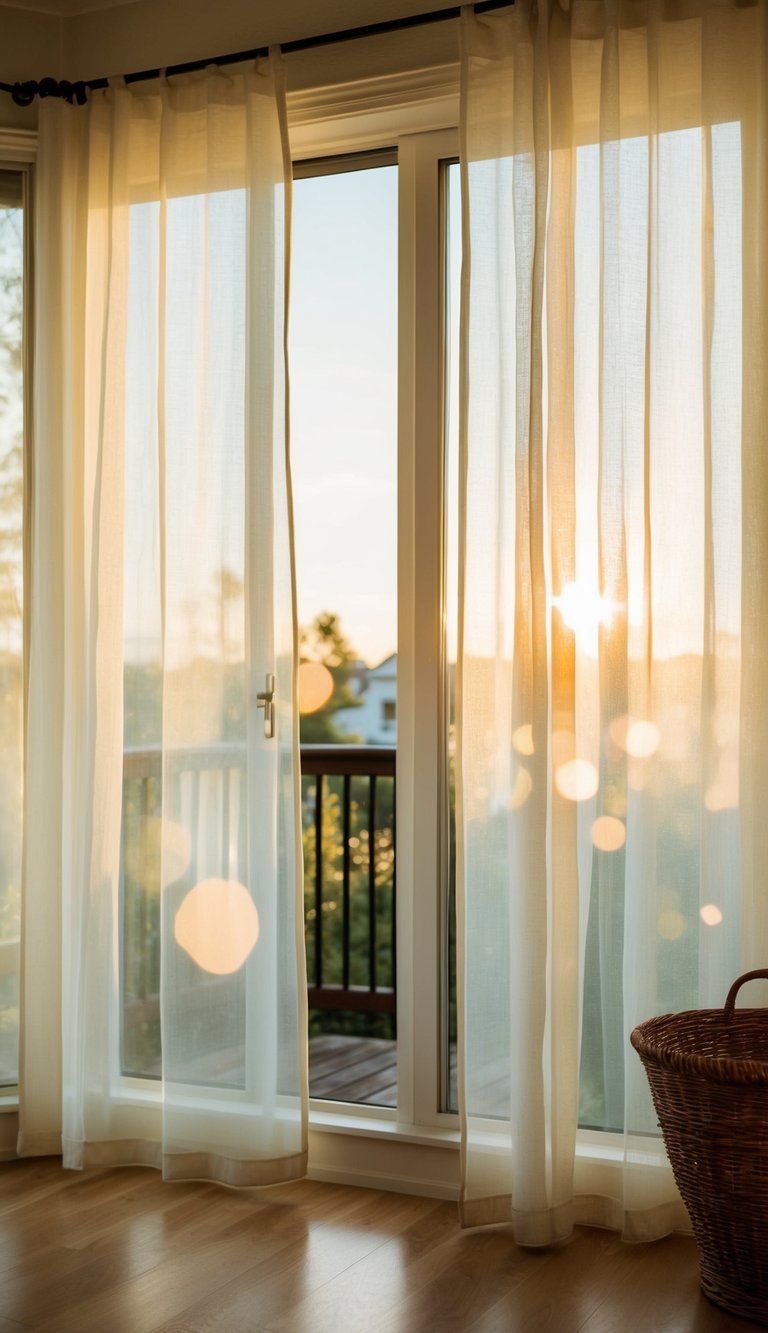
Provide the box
[0,0,461,131]
[0,8,63,130]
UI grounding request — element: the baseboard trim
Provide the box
[307,1123,460,1201]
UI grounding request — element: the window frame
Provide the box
[287,127,458,1133]
[396,127,458,1132]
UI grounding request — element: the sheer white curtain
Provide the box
[21,56,307,1184]
[457,0,768,1241]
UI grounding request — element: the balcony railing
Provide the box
[301,745,396,1020]
[121,742,396,1079]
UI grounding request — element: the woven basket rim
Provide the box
[630,1009,768,1085]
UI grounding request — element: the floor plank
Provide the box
[0,1159,761,1332]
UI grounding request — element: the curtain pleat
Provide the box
[458,0,767,1241]
[21,56,307,1185]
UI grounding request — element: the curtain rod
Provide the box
[1,0,511,107]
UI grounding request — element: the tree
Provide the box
[299,611,363,743]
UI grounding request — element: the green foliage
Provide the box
[302,772,396,1041]
[120,775,162,1075]
[121,764,398,1073]
[299,611,363,743]
[121,611,397,1076]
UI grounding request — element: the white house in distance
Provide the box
[336,653,397,744]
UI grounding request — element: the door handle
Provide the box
[255,673,276,739]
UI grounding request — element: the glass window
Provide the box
[121,160,400,1107]
[291,159,398,1107]
[0,168,24,1088]
[443,161,460,1112]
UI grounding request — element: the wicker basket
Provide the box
[631,970,768,1325]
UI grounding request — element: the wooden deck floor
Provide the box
[307,1035,460,1108]
[308,1034,397,1106]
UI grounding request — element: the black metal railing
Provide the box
[121,743,397,1065]
[300,746,396,1017]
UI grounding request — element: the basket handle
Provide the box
[723,969,768,1022]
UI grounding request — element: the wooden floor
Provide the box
[0,1158,760,1332]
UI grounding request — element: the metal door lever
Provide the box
[256,673,276,739]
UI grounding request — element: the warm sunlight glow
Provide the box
[552,730,576,769]
[512,723,534,756]
[125,816,191,890]
[553,582,615,636]
[704,757,739,811]
[625,720,660,759]
[609,715,660,759]
[555,758,599,802]
[591,815,626,852]
[700,904,724,927]
[298,660,334,714]
[657,909,686,941]
[174,878,260,975]
[509,766,533,810]
[608,715,631,752]
[704,785,739,812]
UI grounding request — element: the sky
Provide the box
[121,125,743,673]
[290,165,398,668]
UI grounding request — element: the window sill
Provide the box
[310,1105,460,1150]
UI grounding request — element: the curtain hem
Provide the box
[459,1195,575,1245]
[60,1138,307,1187]
[63,1137,162,1170]
[460,1191,692,1243]
[162,1148,307,1187]
[17,1131,64,1158]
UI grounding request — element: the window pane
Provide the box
[444,162,460,1113]
[121,164,400,1102]
[451,127,743,1132]
[0,170,24,1086]
[291,162,398,1107]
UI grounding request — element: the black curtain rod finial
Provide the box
[11,82,38,108]
[12,77,88,106]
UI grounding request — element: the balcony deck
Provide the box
[309,1034,397,1106]
[308,1035,459,1109]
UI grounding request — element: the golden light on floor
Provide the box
[174,878,260,975]
[512,723,534,756]
[700,903,724,927]
[591,815,626,852]
[555,758,599,802]
[298,660,334,714]
[553,581,615,636]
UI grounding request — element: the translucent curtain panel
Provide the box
[457,0,768,1241]
[22,58,307,1184]
[0,172,24,1095]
